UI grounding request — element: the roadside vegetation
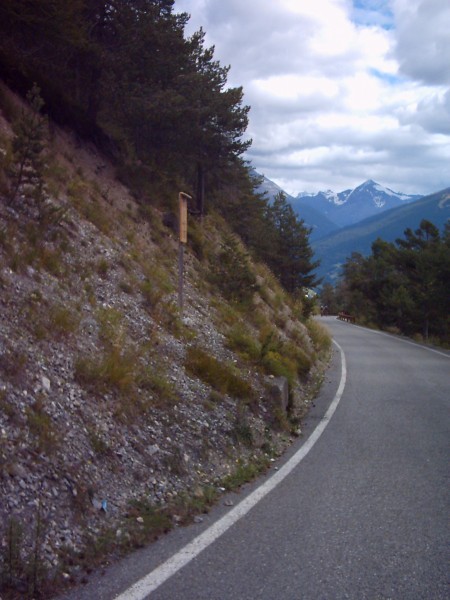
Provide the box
[0,4,333,599]
[320,220,450,347]
[0,77,330,598]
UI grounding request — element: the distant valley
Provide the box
[254,172,449,284]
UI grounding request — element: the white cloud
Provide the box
[174,0,450,195]
[394,0,450,84]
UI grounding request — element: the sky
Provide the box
[172,0,450,196]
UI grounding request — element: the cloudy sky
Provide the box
[173,0,450,196]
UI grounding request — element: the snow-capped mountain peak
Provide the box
[321,190,341,204]
[293,179,423,228]
[252,170,424,231]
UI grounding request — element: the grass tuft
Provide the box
[185,347,254,401]
[220,457,270,491]
[226,325,260,361]
[26,399,59,454]
[306,319,331,354]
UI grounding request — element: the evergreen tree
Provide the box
[340,251,376,321]
[0,1,250,197]
[265,192,320,293]
[8,84,47,210]
[209,233,257,303]
[339,219,449,343]
[395,220,445,339]
[319,283,339,315]
[211,162,271,252]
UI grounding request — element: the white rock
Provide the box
[41,375,51,392]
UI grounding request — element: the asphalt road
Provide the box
[60,318,450,600]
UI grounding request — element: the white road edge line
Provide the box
[114,340,347,600]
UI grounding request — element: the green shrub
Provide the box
[214,301,241,327]
[226,326,260,361]
[188,220,208,260]
[220,457,269,491]
[45,159,69,185]
[207,390,223,405]
[7,84,48,210]
[140,265,173,311]
[0,517,25,593]
[137,203,156,225]
[87,428,112,456]
[125,498,173,547]
[37,246,62,275]
[138,367,178,406]
[173,486,219,524]
[140,280,164,309]
[0,347,27,383]
[0,390,18,420]
[48,304,80,337]
[155,300,187,338]
[0,511,49,598]
[118,280,134,294]
[26,400,59,454]
[67,177,88,201]
[231,411,254,448]
[284,342,312,377]
[68,177,111,234]
[96,258,109,277]
[306,319,331,354]
[74,347,137,394]
[261,350,297,385]
[271,406,291,431]
[185,347,254,400]
[209,234,258,303]
[97,307,125,347]
[259,328,280,359]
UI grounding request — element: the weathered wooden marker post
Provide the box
[178,192,191,313]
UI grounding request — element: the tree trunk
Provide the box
[196,162,205,216]
[424,315,429,341]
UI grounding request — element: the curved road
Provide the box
[60,318,449,600]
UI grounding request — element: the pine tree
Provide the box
[340,219,449,343]
[209,233,257,303]
[8,84,47,210]
[395,220,444,339]
[265,192,320,294]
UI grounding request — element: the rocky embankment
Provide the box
[0,93,329,598]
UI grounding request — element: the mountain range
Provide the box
[254,172,449,285]
[292,179,422,232]
[312,188,450,283]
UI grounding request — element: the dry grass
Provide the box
[26,399,59,454]
[185,346,254,401]
[306,319,332,355]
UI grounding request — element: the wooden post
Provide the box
[178,243,184,312]
[178,192,191,312]
[179,193,188,244]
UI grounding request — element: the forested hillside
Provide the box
[0,0,319,297]
[320,220,450,346]
[0,0,250,182]
[0,2,328,598]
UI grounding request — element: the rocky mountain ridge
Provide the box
[254,172,424,238]
[294,179,423,228]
